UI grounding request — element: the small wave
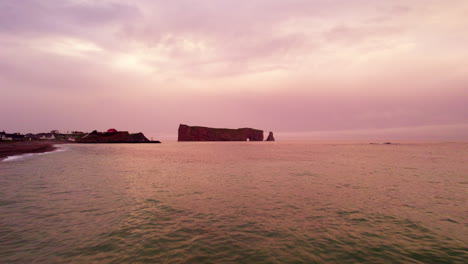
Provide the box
[2,145,69,162]
[53,144,70,153]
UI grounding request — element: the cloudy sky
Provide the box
[1,0,467,140]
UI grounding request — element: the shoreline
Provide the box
[75,141,161,144]
[0,141,58,160]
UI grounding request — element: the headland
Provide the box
[76,130,160,143]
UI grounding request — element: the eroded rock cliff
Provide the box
[178,124,264,141]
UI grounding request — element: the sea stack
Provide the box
[266,132,275,141]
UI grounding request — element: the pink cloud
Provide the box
[0,0,467,139]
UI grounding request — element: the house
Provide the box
[10,134,25,141]
[25,133,36,141]
[2,134,13,141]
[36,133,56,140]
[0,131,7,141]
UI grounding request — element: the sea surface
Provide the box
[0,141,466,263]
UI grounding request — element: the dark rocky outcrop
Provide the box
[266,132,275,141]
[178,124,264,141]
[76,131,152,143]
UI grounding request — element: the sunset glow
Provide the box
[1,0,467,139]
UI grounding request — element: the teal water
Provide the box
[0,142,466,263]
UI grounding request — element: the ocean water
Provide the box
[0,141,466,263]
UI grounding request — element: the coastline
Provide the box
[0,141,58,160]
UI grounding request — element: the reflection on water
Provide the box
[0,142,467,263]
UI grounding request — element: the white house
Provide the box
[38,133,56,140]
[0,131,10,141]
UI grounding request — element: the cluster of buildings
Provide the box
[0,129,126,142]
[0,132,25,141]
[0,130,86,142]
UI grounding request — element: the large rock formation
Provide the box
[76,131,151,143]
[266,132,275,141]
[178,124,264,141]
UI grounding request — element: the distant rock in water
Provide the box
[178,124,265,141]
[76,130,154,143]
[370,142,397,145]
[266,132,275,141]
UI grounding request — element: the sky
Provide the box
[1,0,467,140]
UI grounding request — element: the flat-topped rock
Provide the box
[178,124,264,141]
